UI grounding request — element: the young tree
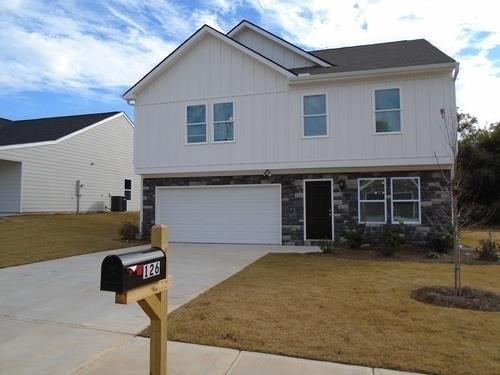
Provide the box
[434,110,497,295]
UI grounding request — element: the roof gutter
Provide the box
[288,62,457,85]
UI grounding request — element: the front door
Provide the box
[305,180,333,240]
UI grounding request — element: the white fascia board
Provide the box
[135,156,454,176]
[227,21,331,68]
[123,25,296,100]
[0,112,128,152]
[289,62,457,85]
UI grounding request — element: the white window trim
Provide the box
[358,177,387,224]
[373,87,402,135]
[302,93,329,139]
[391,177,421,224]
[185,102,208,145]
[212,100,235,144]
[303,179,334,241]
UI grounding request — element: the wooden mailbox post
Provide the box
[101,224,171,375]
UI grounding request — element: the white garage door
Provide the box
[156,184,281,244]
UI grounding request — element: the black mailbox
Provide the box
[100,247,167,293]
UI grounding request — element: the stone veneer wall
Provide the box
[142,170,451,247]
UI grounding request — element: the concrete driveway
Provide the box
[0,243,312,374]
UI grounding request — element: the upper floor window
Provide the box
[303,94,327,137]
[391,177,420,224]
[375,88,401,133]
[213,102,234,142]
[358,178,386,224]
[186,104,207,144]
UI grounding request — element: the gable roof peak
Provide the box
[227,20,332,68]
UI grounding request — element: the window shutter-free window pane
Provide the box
[375,88,400,110]
[360,202,385,223]
[376,111,401,132]
[124,179,131,190]
[214,122,234,142]
[359,179,385,200]
[304,115,327,136]
[393,202,419,223]
[187,124,206,143]
[303,95,326,115]
[214,102,233,122]
[125,190,132,200]
[393,178,418,200]
[187,105,206,124]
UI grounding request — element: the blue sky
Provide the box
[1,0,499,124]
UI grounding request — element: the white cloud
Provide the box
[0,0,224,98]
[246,0,500,124]
[1,0,499,124]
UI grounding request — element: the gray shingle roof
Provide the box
[0,112,119,147]
[291,39,455,75]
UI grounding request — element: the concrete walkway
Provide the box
[0,243,423,374]
[76,338,423,375]
[0,243,310,373]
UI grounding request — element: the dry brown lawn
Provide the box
[0,212,144,268]
[167,253,500,375]
[462,227,500,248]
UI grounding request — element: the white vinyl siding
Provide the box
[358,178,386,224]
[0,160,22,213]
[0,115,140,213]
[391,177,421,224]
[156,185,281,244]
[231,27,316,69]
[134,34,455,174]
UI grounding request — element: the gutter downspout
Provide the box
[453,62,460,81]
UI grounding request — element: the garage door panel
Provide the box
[156,185,281,244]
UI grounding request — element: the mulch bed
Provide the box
[411,286,500,312]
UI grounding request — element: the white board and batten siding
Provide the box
[231,27,316,69]
[0,114,140,213]
[134,34,456,176]
[156,184,282,244]
[0,159,22,213]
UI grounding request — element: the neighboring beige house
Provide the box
[124,20,458,246]
[0,112,140,214]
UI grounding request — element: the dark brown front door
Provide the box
[305,180,332,240]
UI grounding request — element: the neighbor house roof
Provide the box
[0,112,120,147]
[293,39,456,75]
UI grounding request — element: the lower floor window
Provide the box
[358,178,386,223]
[391,177,420,224]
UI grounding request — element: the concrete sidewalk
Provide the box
[76,338,424,375]
[0,243,311,374]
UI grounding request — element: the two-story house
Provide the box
[124,20,457,246]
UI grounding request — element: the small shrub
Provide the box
[119,221,139,241]
[425,251,441,259]
[380,223,405,257]
[344,224,366,248]
[428,233,454,254]
[476,233,499,262]
[319,241,335,254]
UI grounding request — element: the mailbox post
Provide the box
[100,224,171,375]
